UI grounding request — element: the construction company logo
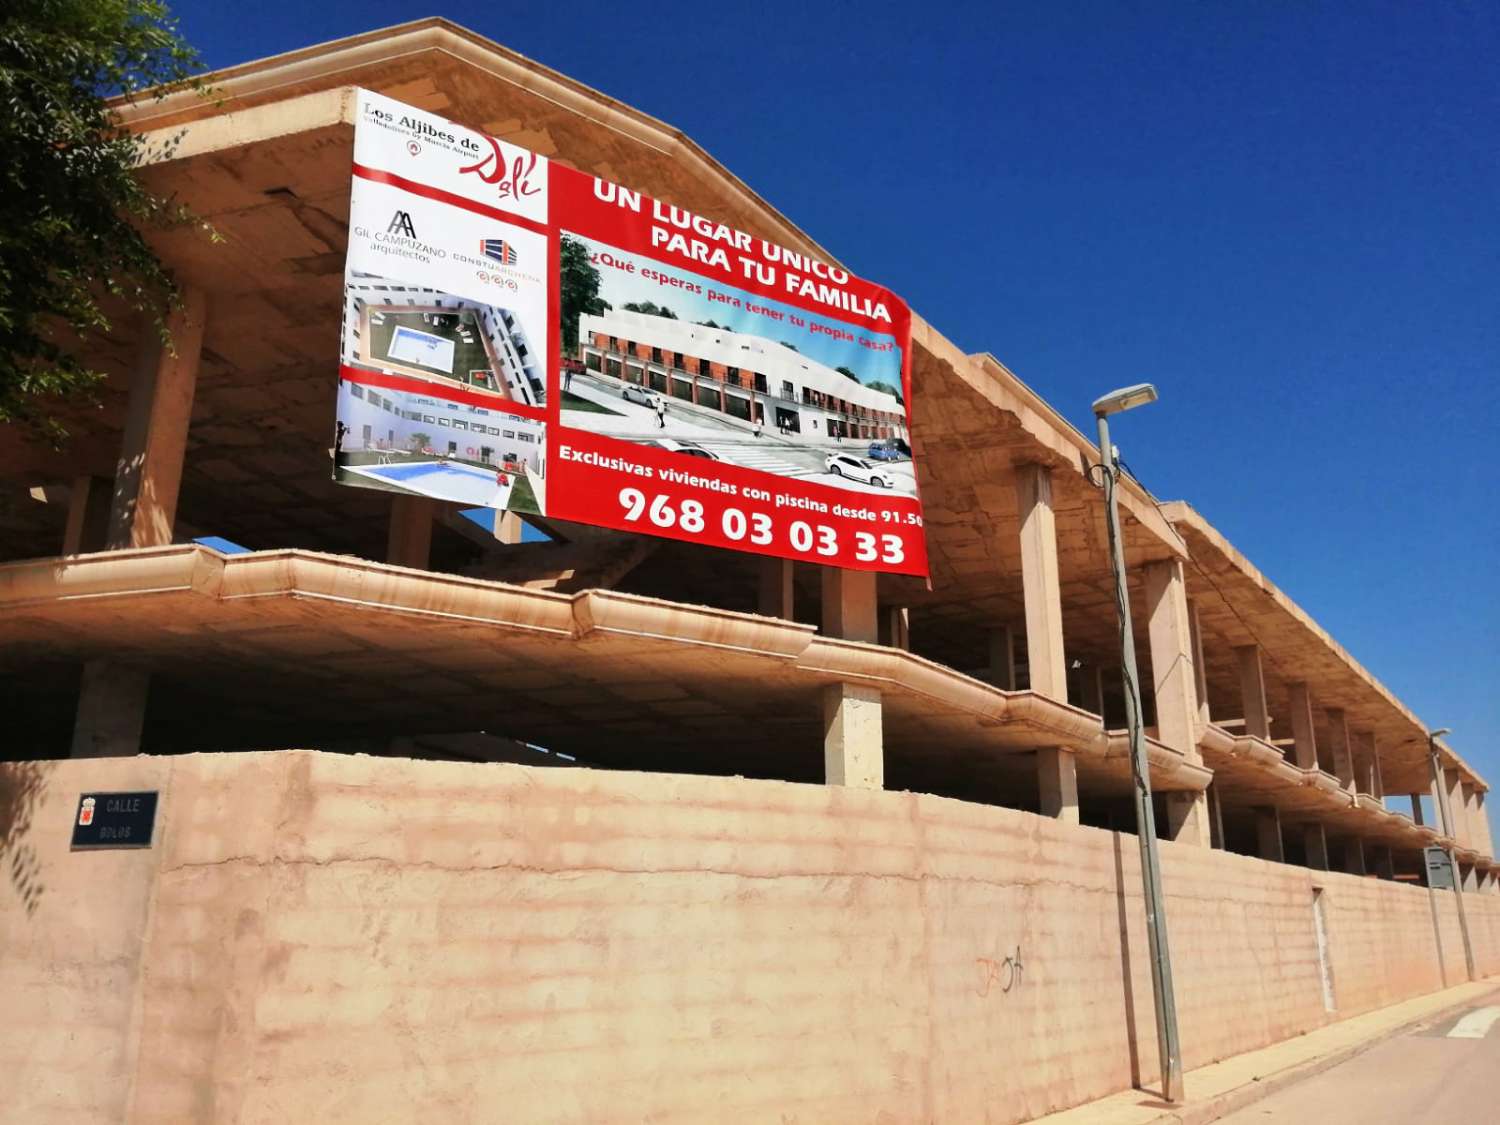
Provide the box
[77,797,96,826]
[388,210,417,238]
[459,136,542,203]
[481,238,518,266]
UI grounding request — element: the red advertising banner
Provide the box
[335,90,926,576]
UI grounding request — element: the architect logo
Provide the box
[481,238,518,266]
[387,210,417,238]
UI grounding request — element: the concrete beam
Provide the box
[1235,645,1271,741]
[1014,463,1066,700]
[757,556,794,619]
[1255,806,1284,863]
[821,566,877,644]
[822,683,882,789]
[387,496,436,570]
[107,288,207,550]
[1144,558,1200,757]
[70,662,150,759]
[1287,681,1318,770]
[1304,823,1329,871]
[1036,747,1079,824]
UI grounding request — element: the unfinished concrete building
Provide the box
[1,19,1495,1125]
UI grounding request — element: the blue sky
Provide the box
[179,2,1499,784]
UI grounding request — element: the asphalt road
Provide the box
[1218,996,1500,1124]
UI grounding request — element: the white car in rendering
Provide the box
[825,453,892,488]
[621,384,660,409]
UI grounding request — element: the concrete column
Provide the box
[387,496,436,569]
[1354,731,1379,798]
[757,556,794,619]
[1371,845,1395,880]
[1077,665,1104,722]
[1325,708,1356,794]
[107,287,207,549]
[494,510,524,545]
[880,606,910,651]
[1287,681,1318,770]
[1410,793,1425,827]
[822,683,882,789]
[821,566,877,643]
[1235,645,1271,740]
[70,663,150,758]
[1460,784,1489,856]
[1209,783,1227,850]
[1304,823,1330,870]
[1014,463,1066,700]
[1165,792,1211,847]
[1187,599,1211,725]
[1342,837,1367,876]
[1255,806,1284,862]
[1473,790,1493,857]
[1036,747,1079,824]
[987,626,1016,691]
[62,475,114,554]
[1144,558,1201,756]
[1442,767,1468,847]
[1370,735,1385,800]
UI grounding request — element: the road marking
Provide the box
[1446,1006,1500,1039]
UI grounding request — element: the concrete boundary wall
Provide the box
[3,752,1498,1124]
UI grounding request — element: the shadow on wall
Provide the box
[1,760,52,918]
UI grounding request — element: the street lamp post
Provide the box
[1426,727,1476,980]
[1093,383,1183,1104]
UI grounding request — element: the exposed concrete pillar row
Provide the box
[987,626,1017,691]
[1255,806,1285,863]
[1343,837,1367,876]
[62,475,114,554]
[821,566,878,644]
[1187,599,1211,725]
[757,556,794,619]
[822,683,882,789]
[1144,558,1201,758]
[1036,747,1079,824]
[1014,463,1067,700]
[70,663,151,759]
[1304,823,1329,871]
[387,495,436,569]
[106,287,208,550]
[1325,708,1356,794]
[1235,645,1271,740]
[1287,681,1318,770]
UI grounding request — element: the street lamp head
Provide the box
[1092,383,1159,417]
[1430,727,1452,740]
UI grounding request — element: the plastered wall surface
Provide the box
[2,752,1498,1125]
